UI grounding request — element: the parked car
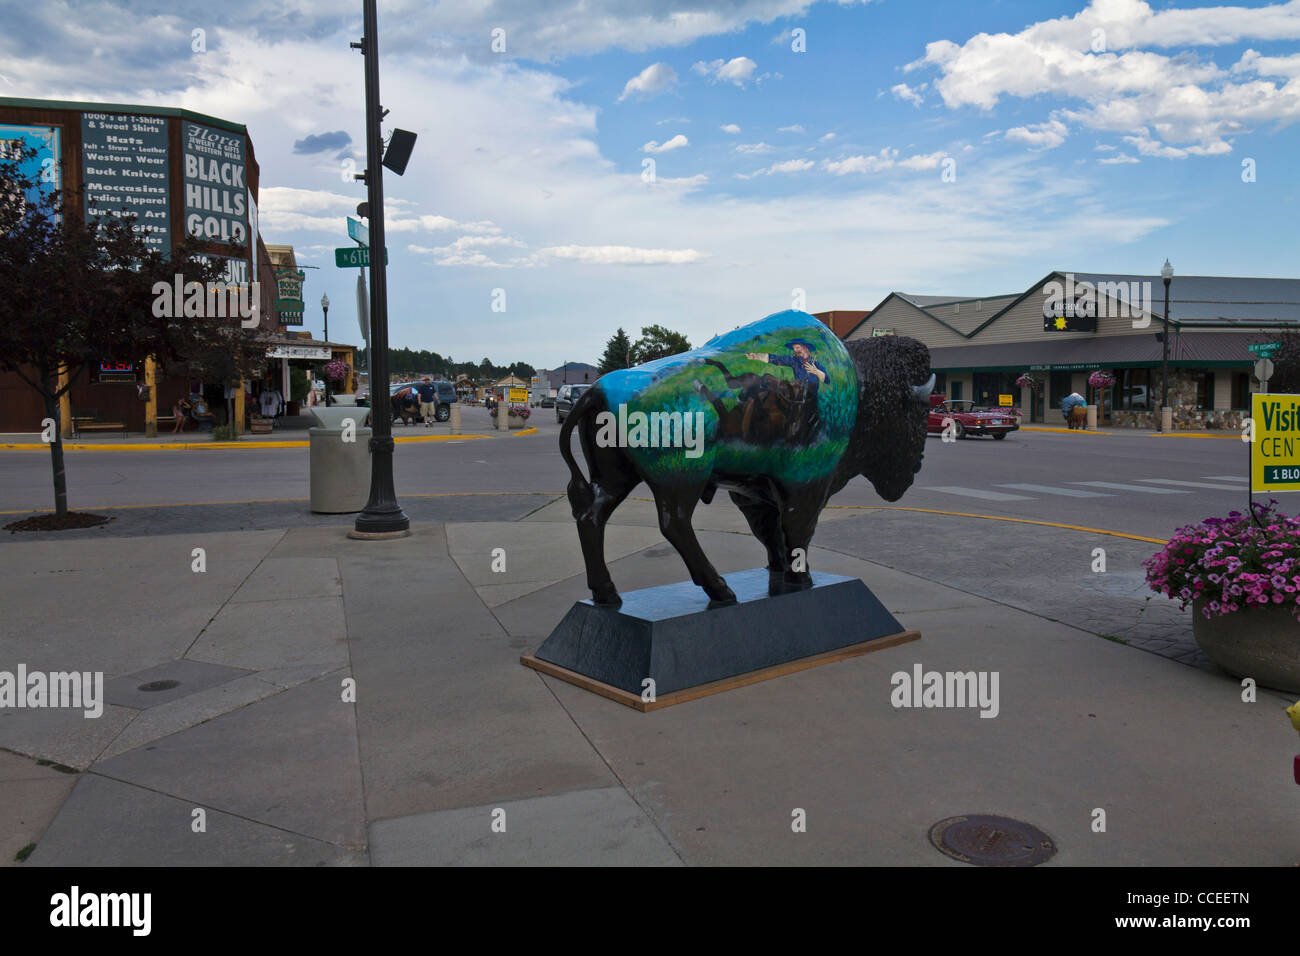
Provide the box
[555,384,591,423]
[387,380,456,422]
[539,395,556,408]
[926,395,1019,440]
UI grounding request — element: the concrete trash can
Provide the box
[309,408,371,513]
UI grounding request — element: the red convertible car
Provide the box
[927,395,1020,440]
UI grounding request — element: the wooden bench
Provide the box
[153,413,185,432]
[72,409,125,437]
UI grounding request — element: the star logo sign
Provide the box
[1054,316,1068,330]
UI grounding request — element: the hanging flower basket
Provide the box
[323,359,351,384]
[1088,370,1115,389]
[1014,372,1041,391]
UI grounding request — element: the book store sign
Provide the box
[184,122,247,245]
[275,268,305,326]
[267,345,331,360]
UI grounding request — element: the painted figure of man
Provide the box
[745,339,828,395]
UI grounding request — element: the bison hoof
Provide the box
[783,571,813,589]
[705,584,737,607]
[591,586,622,607]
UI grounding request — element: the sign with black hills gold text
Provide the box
[184,122,247,245]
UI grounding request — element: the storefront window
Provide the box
[1116,368,1151,410]
[1195,371,1215,410]
[1232,372,1251,409]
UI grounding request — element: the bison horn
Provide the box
[911,373,936,404]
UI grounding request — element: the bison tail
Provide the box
[559,387,596,516]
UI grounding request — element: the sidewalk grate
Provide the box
[928,814,1057,867]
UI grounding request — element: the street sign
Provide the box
[508,387,528,402]
[1254,358,1274,383]
[1251,393,1300,493]
[335,246,387,268]
[347,216,369,246]
[998,394,1013,407]
[1248,342,1280,357]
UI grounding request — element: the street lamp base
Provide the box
[348,502,408,538]
[347,527,412,540]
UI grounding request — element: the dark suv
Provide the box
[555,384,590,423]
[390,380,456,422]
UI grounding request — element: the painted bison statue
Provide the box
[560,310,934,606]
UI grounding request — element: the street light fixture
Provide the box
[321,292,331,406]
[1160,259,1173,432]
[348,0,410,538]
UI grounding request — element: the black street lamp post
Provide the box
[1160,258,1173,432]
[349,0,410,538]
[321,292,331,406]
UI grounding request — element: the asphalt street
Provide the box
[0,405,1256,542]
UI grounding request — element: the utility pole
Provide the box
[349,0,410,538]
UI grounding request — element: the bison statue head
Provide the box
[843,335,934,502]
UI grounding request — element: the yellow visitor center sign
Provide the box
[998,394,1014,407]
[1252,393,1300,493]
[508,387,528,403]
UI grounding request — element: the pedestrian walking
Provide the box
[417,377,438,427]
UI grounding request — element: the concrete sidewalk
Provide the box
[0,509,1294,865]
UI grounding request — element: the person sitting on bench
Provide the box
[172,399,190,433]
[189,396,215,432]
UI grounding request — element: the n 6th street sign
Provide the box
[335,246,388,268]
[1251,393,1300,492]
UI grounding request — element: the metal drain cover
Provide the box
[137,679,181,692]
[929,815,1057,867]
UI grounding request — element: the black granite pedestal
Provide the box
[521,568,920,710]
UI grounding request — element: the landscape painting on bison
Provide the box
[560,310,935,607]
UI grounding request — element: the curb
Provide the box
[1019,426,1240,439]
[0,432,511,451]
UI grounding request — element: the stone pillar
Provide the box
[450,402,462,435]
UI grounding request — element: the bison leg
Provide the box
[570,420,640,607]
[728,491,788,582]
[778,498,824,589]
[652,486,736,605]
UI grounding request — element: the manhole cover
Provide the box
[137,680,181,692]
[928,815,1056,867]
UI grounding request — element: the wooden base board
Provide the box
[521,628,920,712]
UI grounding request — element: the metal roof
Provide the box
[926,331,1266,372]
[1071,272,1300,322]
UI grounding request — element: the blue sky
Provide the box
[2,0,1298,366]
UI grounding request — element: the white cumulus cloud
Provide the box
[643,134,689,153]
[619,62,679,101]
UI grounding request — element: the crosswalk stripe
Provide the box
[1138,479,1248,490]
[1071,481,1189,494]
[995,483,1114,498]
[924,486,1033,501]
[1203,475,1248,483]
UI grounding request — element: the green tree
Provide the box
[630,324,691,365]
[1269,331,1300,394]
[0,143,258,518]
[598,328,633,374]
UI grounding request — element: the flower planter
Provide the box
[1193,598,1300,693]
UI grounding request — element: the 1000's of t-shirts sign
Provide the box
[80,113,170,253]
[183,122,247,246]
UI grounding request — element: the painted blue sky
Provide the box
[2,0,1298,366]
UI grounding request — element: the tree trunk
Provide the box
[43,383,69,517]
